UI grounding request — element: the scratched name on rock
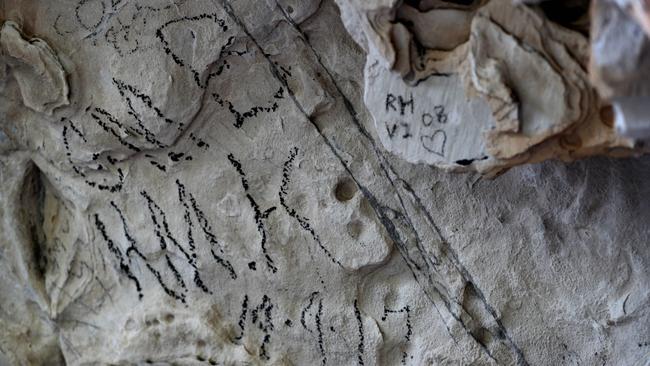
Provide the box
[384,92,448,157]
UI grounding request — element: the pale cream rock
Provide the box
[591,0,650,139]
[337,0,646,175]
[364,52,490,169]
[0,21,69,115]
[0,1,649,366]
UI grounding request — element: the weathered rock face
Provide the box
[337,0,649,175]
[0,1,649,366]
[591,0,650,140]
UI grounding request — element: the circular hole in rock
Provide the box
[334,177,357,202]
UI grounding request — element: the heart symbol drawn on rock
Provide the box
[420,130,446,157]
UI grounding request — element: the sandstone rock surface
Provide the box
[0,1,649,365]
[337,0,648,175]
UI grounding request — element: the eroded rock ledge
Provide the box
[0,1,649,366]
[337,0,650,175]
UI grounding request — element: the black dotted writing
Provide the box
[280,148,342,267]
[91,107,142,152]
[62,119,124,192]
[227,154,277,273]
[113,78,181,132]
[190,133,210,150]
[102,2,184,57]
[156,14,231,89]
[93,213,142,299]
[175,179,237,280]
[227,154,249,190]
[235,295,249,341]
[175,181,212,294]
[141,190,191,300]
[168,151,192,162]
[213,87,283,128]
[110,201,186,303]
[354,299,365,366]
[300,292,327,365]
[316,299,326,366]
[235,294,275,360]
[253,295,274,360]
[149,160,167,172]
[381,305,412,365]
[301,291,320,333]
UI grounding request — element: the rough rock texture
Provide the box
[591,0,650,139]
[337,0,648,175]
[0,1,649,365]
